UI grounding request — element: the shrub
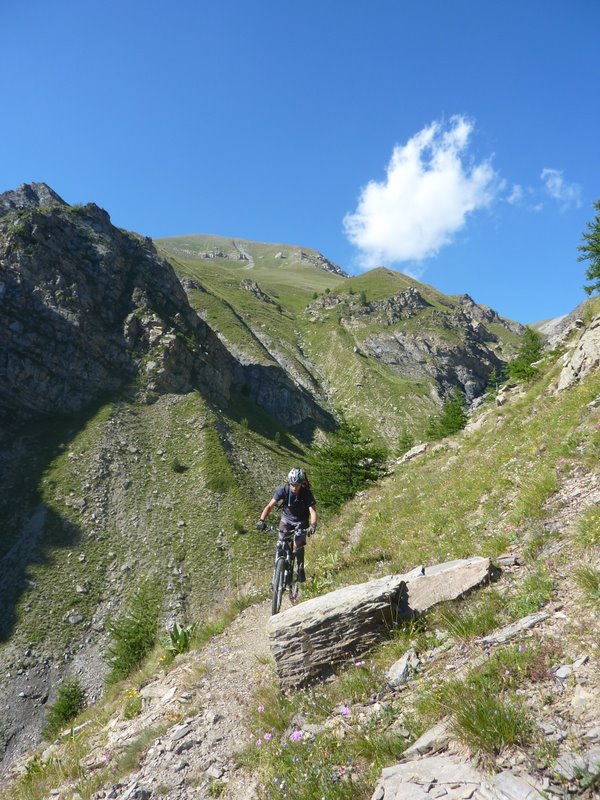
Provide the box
[44,678,86,739]
[106,578,163,683]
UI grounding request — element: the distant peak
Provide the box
[0,182,67,218]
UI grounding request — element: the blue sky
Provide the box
[2,0,598,323]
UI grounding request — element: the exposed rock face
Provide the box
[308,286,522,402]
[557,314,600,390]
[268,558,490,689]
[240,278,273,304]
[0,182,65,216]
[375,287,431,323]
[365,328,505,402]
[0,183,331,437]
[299,249,348,277]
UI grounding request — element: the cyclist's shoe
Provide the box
[298,566,306,583]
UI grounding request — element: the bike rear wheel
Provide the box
[271,557,286,615]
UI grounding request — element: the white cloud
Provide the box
[541,168,582,209]
[343,116,500,269]
[507,184,524,205]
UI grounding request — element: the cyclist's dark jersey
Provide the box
[273,484,316,526]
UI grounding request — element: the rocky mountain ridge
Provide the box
[0,183,330,439]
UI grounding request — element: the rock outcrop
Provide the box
[371,753,549,800]
[268,557,491,689]
[308,285,523,402]
[0,183,331,437]
[557,314,600,390]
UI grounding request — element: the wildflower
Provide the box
[290,730,303,741]
[264,732,272,740]
[504,669,511,676]
[257,705,265,713]
[355,660,365,667]
[256,739,262,747]
[518,644,525,653]
[341,705,351,717]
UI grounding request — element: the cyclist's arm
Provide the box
[308,504,317,527]
[259,498,277,524]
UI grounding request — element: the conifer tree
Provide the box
[426,387,468,440]
[507,326,544,382]
[578,199,600,296]
[309,418,387,513]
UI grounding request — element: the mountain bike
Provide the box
[270,524,308,615]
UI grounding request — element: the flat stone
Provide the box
[372,755,482,800]
[488,771,546,800]
[585,746,600,773]
[206,764,224,779]
[170,723,192,741]
[269,558,490,689]
[553,665,572,680]
[553,751,587,780]
[585,725,600,741]
[402,720,451,759]
[481,612,549,645]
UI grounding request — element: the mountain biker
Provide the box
[256,467,317,582]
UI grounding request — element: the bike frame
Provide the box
[270,526,306,615]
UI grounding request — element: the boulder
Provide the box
[268,557,490,689]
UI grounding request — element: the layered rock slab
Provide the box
[268,557,490,689]
[371,754,546,800]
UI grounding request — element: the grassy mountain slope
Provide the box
[158,237,522,447]
[5,302,599,800]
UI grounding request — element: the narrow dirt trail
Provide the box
[74,601,278,799]
[192,599,275,799]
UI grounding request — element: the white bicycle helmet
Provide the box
[287,467,305,485]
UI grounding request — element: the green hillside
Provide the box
[157,235,522,448]
[6,302,599,800]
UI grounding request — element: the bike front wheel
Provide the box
[271,557,286,615]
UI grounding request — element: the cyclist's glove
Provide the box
[307,523,317,537]
[256,519,266,532]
